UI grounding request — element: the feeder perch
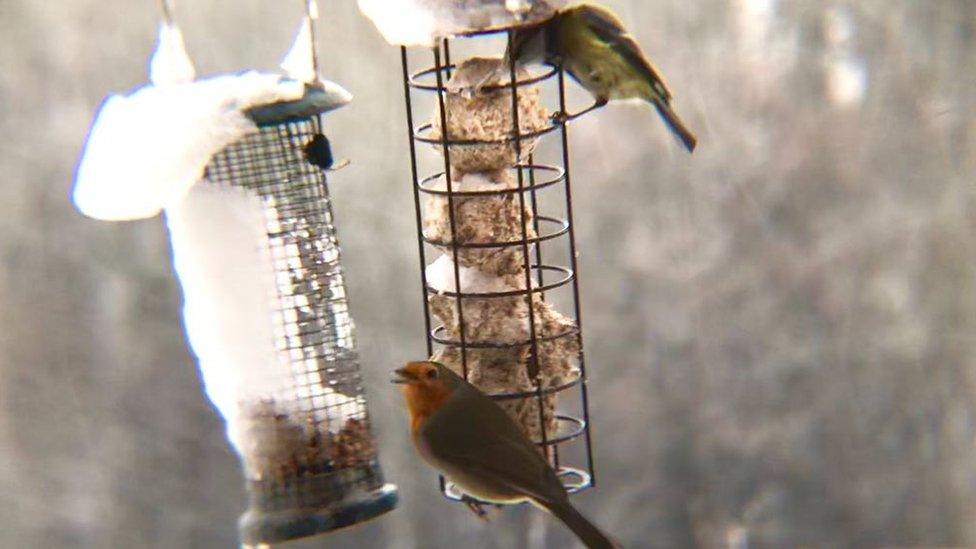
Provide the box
[164,87,398,545]
[391,11,599,505]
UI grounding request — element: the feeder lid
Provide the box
[246,80,352,126]
[357,0,565,47]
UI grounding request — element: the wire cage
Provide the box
[399,25,598,504]
[166,89,397,546]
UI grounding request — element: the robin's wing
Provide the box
[575,4,673,102]
[419,384,567,504]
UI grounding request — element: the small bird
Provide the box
[303,133,349,171]
[393,360,619,549]
[504,2,697,152]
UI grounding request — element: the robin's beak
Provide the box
[391,368,415,384]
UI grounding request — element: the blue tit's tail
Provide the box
[651,98,697,153]
[541,497,621,549]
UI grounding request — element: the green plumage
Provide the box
[509,3,697,152]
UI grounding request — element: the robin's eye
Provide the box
[426,369,438,379]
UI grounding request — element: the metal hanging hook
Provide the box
[157,0,175,26]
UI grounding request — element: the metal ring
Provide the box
[409,63,559,93]
[423,216,569,250]
[417,164,565,197]
[451,14,557,39]
[425,265,573,298]
[409,57,603,123]
[443,465,592,504]
[413,121,562,146]
[531,414,586,446]
[487,370,583,401]
[557,466,593,495]
[430,324,579,349]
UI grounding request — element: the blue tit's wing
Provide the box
[574,4,673,102]
[419,384,567,504]
[507,20,550,67]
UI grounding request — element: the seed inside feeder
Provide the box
[422,53,580,443]
[234,395,377,482]
[422,170,537,275]
[425,255,579,441]
[430,56,550,173]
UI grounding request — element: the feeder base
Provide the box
[238,483,399,546]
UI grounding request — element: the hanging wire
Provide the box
[157,0,174,23]
[157,0,175,26]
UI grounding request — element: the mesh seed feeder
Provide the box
[360,0,598,504]
[191,88,397,546]
[72,3,396,545]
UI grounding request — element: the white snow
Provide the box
[72,72,304,221]
[149,22,195,86]
[281,17,317,83]
[358,0,438,47]
[165,184,284,446]
[295,382,359,426]
[357,0,564,47]
[307,0,320,19]
[167,184,360,449]
[427,171,499,193]
[426,254,531,293]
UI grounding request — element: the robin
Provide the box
[393,360,619,548]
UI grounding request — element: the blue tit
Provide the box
[507,3,697,152]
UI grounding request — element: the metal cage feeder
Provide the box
[166,88,397,546]
[399,23,599,505]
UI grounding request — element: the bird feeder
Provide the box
[166,88,398,545]
[71,3,399,542]
[365,0,598,505]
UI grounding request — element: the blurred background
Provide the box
[2,0,975,547]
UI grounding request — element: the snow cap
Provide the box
[357,0,564,47]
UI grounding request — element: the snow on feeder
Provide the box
[360,0,597,504]
[72,4,397,545]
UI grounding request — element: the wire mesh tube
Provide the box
[165,105,396,545]
[400,27,597,505]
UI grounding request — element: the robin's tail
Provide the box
[651,98,697,153]
[540,498,621,549]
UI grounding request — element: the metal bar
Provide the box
[507,30,549,454]
[400,47,433,358]
[528,153,546,296]
[157,0,174,26]
[442,38,453,80]
[402,47,444,495]
[305,0,321,79]
[433,43,470,380]
[557,62,596,485]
